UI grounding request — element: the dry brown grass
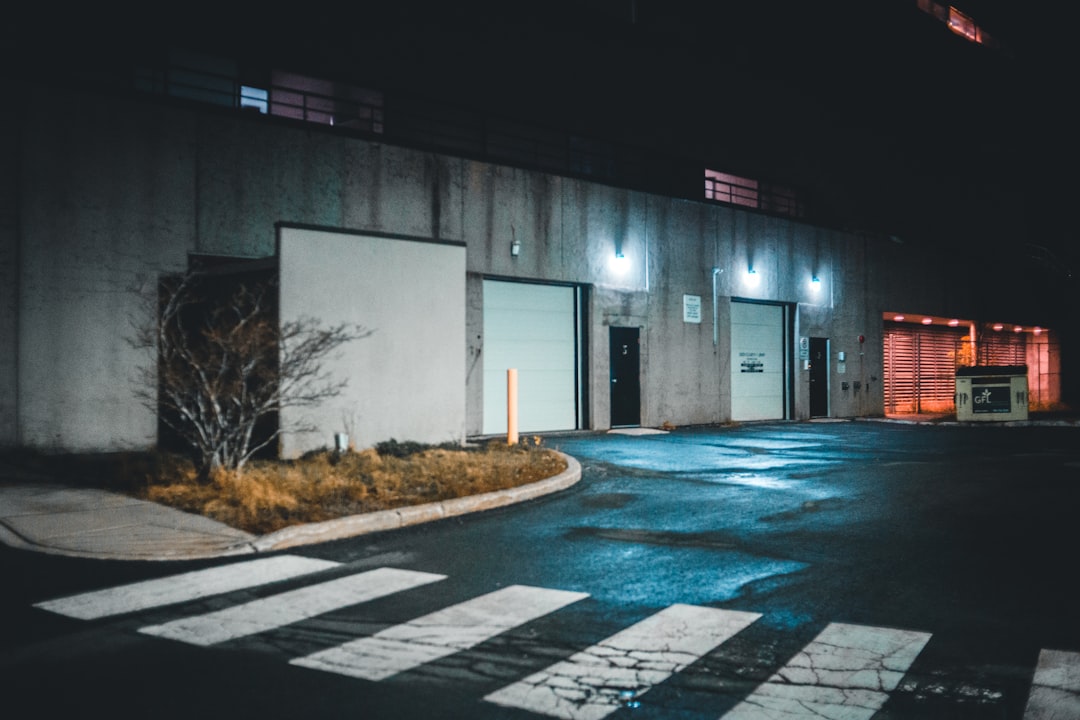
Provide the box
[141,441,568,535]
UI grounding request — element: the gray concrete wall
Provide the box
[16,88,193,450]
[195,125,465,256]
[0,104,18,447]
[9,82,1057,452]
[14,86,470,451]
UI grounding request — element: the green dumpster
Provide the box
[955,365,1028,422]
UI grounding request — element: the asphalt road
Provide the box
[3,420,1079,719]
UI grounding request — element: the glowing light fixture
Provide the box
[893,314,905,322]
[1034,327,1043,335]
[610,251,630,274]
[921,317,933,325]
[810,275,821,290]
[1014,326,1023,333]
[948,319,960,327]
[993,323,1004,331]
[744,265,760,288]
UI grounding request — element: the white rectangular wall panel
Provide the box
[730,301,785,421]
[482,280,577,434]
[279,228,466,455]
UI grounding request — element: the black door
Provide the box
[610,327,641,427]
[809,337,829,417]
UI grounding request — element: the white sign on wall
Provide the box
[683,294,702,323]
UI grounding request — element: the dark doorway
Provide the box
[609,326,641,427]
[809,337,829,417]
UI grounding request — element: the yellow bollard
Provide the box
[507,368,519,445]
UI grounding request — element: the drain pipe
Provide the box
[711,267,723,346]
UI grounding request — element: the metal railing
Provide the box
[125,51,803,215]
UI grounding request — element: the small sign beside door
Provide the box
[739,351,765,373]
[683,294,702,324]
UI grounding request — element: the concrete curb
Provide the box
[246,451,582,553]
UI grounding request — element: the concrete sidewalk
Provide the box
[0,454,582,562]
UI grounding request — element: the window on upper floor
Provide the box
[916,0,999,48]
[136,51,383,134]
[705,170,758,208]
[240,86,269,113]
[269,71,383,133]
[705,169,805,218]
[136,49,239,108]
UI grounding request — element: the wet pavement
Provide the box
[4,418,1080,719]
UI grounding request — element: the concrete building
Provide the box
[1,13,1067,455]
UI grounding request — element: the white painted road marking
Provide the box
[34,565,1073,717]
[719,622,931,720]
[1024,649,1080,719]
[33,555,340,620]
[139,567,445,646]
[484,604,761,720]
[291,584,589,680]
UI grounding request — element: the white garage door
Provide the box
[730,301,786,421]
[482,280,579,434]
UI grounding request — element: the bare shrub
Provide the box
[131,269,369,480]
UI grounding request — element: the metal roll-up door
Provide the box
[884,327,917,414]
[980,333,1027,366]
[482,280,581,434]
[884,323,967,414]
[730,301,786,421]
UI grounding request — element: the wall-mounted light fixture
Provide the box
[510,239,521,257]
[810,275,821,290]
[743,264,760,288]
[610,250,630,274]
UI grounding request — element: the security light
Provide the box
[610,251,630,274]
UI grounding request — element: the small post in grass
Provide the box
[507,368,519,445]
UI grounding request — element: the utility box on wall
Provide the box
[955,366,1029,422]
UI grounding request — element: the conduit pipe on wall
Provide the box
[712,267,723,346]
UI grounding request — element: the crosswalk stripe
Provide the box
[138,567,445,646]
[33,554,340,620]
[1024,649,1080,719]
[483,604,761,720]
[718,622,931,720]
[290,584,590,680]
